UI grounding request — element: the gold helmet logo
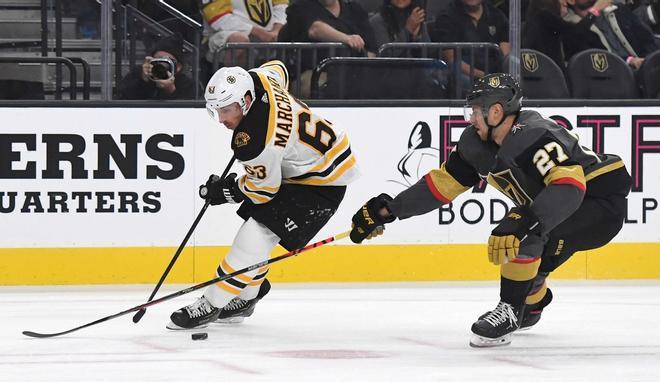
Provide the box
[207,86,215,94]
[227,75,236,84]
[488,76,501,88]
[522,52,539,72]
[245,0,272,28]
[590,53,608,72]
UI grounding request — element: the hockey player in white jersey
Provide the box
[167,60,359,329]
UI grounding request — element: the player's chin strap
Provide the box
[485,111,520,143]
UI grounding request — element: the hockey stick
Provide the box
[23,230,351,338]
[131,156,236,324]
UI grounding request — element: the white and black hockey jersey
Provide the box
[200,0,288,32]
[230,60,359,204]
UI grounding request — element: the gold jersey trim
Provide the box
[543,164,586,188]
[585,160,625,181]
[500,258,541,281]
[255,72,277,147]
[202,0,232,23]
[426,162,471,202]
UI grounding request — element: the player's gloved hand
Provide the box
[199,173,244,206]
[488,206,539,265]
[350,194,396,244]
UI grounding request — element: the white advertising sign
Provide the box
[1,106,659,248]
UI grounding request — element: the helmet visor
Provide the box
[206,104,219,121]
[463,104,485,123]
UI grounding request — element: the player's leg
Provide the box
[518,271,552,330]
[519,194,627,330]
[470,234,545,347]
[471,194,627,346]
[167,218,280,329]
[214,184,347,324]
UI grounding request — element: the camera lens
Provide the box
[150,58,175,80]
[151,62,170,80]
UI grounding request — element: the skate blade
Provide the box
[213,317,245,324]
[166,321,210,330]
[469,333,512,348]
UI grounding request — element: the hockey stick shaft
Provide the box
[23,230,351,338]
[132,156,236,323]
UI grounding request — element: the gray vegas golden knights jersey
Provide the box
[388,110,631,236]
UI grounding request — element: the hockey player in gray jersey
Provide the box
[350,73,632,347]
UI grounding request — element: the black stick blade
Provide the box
[23,330,61,338]
[132,309,146,323]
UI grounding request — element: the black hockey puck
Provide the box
[191,332,208,341]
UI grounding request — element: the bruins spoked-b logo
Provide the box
[234,131,251,147]
[590,53,608,72]
[227,75,236,84]
[488,76,501,88]
[245,0,272,27]
[522,52,539,72]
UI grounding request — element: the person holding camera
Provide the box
[118,33,196,100]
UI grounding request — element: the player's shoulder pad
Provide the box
[252,60,289,90]
[231,75,270,161]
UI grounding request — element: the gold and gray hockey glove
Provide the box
[350,194,395,244]
[488,206,539,265]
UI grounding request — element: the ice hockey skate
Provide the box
[519,288,553,331]
[470,301,521,347]
[215,279,271,324]
[167,296,220,330]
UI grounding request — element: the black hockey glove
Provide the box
[488,205,539,265]
[199,173,244,206]
[350,194,396,244]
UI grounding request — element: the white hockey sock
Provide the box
[203,218,279,308]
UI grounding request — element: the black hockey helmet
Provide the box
[466,73,522,116]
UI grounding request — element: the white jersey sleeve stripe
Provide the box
[287,155,357,186]
[306,135,350,173]
[244,177,280,193]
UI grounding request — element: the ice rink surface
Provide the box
[2,281,659,382]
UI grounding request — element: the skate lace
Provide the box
[483,301,518,329]
[185,297,215,318]
[224,297,248,311]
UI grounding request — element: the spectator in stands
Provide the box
[564,0,657,69]
[629,0,660,38]
[118,33,196,100]
[522,0,606,69]
[284,0,378,57]
[282,0,378,97]
[432,0,510,81]
[370,0,430,51]
[491,0,530,21]
[202,0,289,65]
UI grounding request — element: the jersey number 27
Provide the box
[532,142,568,176]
